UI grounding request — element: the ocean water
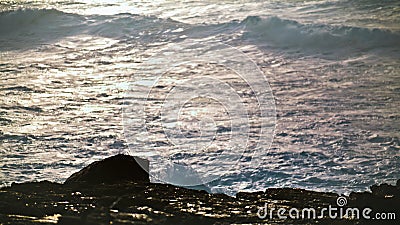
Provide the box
[0,0,399,196]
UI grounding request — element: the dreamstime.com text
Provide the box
[256,197,396,221]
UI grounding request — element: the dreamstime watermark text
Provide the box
[256,197,396,221]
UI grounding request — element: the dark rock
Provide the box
[1,155,399,225]
[65,154,149,186]
[370,182,400,197]
[348,191,372,201]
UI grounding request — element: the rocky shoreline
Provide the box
[1,155,398,224]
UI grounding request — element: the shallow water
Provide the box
[0,0,399,195]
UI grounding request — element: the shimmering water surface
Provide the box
[1,0,399,195]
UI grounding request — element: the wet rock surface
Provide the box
[0,155,398,224]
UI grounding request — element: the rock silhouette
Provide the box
[64,154,149,185]
[0,155,399,224]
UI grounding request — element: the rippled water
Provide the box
[0,0,399,195]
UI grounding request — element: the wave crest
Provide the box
[0,8,80,35]
[241,16,400,52]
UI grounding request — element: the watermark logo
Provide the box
[257,196,396,221]
[123,40,276,186]
[336,196,347,207]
